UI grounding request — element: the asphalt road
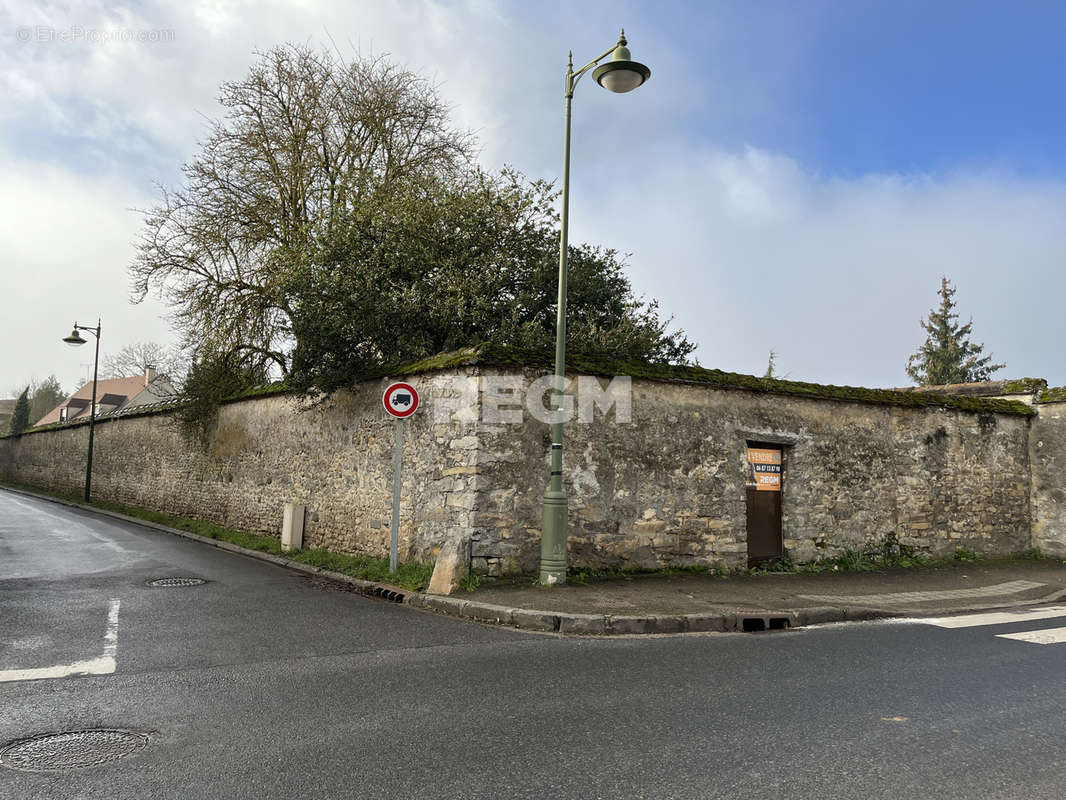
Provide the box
[2,488,1064,800]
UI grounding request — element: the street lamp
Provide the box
[540,31,651,585]
[62,320,101,502]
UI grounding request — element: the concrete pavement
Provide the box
[447,559,1066,634]
[5,487,1066,799]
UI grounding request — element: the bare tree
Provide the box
[131,44,475,378]
[101,341,187,382]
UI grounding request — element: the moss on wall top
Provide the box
[384,343,1035,417]
[1000,378,1048,395]
[894,377,1046,398]
[1,343,1035,442]
[1039,386,1066,403]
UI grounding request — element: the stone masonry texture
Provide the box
[1030,401,1066,557]
[0,367,1060,575]
[466,370,1034,575]
[0,376,480,564]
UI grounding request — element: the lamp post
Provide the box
[62,320,101,502]
[539,31,651,585]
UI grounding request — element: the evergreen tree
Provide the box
[9,388,30,435]
[29,376,65,425]
[906,277,1004,385]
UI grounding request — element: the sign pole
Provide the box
[382,381,419,574]
[390,417,404,574]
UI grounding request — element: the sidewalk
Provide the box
[416,560,1066,634]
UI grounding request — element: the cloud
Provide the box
[580,147,1066,386]
[1,0,1064,394]
[0,156,173,392]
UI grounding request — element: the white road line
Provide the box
[798,580,1046,605]
[917,605,1066,629]
[996,626,1066,645]
[0,598,120,683]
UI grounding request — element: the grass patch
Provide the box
[0,479,434,591]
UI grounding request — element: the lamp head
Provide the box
[63,327,87,346]
[592,31,650,94]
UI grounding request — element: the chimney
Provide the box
[145,365,157,386]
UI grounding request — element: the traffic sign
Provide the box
[383,382,419,418]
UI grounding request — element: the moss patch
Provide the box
[1000,378,1047,394]
[382,343,1034,417]
[1039,386,1066,403]
[1,342,1034,438]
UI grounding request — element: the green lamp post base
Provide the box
[540,488,568,584]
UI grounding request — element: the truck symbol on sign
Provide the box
[392,393,412,407]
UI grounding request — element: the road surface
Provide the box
[2,489,1064,799]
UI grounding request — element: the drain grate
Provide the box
[1,730,149,772]
[146,577,205,588]
[304,576,408,603]
[740,616,792,633]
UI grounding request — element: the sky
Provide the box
[2,0,1066,395]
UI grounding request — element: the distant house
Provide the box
[34,368,179,427]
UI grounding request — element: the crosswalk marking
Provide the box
[0,598,120,683]
[919,605,1066,629]
[799,580,1046,605]
[996,626,1066,645]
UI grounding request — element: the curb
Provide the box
[404,596,894,635]
[3,484,1063,637]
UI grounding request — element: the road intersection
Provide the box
[2,488,1065,799]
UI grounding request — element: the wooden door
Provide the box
[746,444,783,566]
[746,487,782,565]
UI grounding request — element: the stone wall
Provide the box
[466,370,1034,574]
[0,365,1052,575]
[1030,400,1066,557]
[0,376,481,563]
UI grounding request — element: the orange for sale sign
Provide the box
[748,448,782,491]
[747,448,781,465]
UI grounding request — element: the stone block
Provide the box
[607,616,655,635]
[511,609,560,632]
[462,602,514,626]
[427,536,470,596]
[422,595,466,615]
[686,613,733,633]
[558,613,609,635]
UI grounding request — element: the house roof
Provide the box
[34,375,176,427]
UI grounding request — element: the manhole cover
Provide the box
[146,577,205,588]
[1,730,149,772]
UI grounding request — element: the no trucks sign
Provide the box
[383,382,419,418]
